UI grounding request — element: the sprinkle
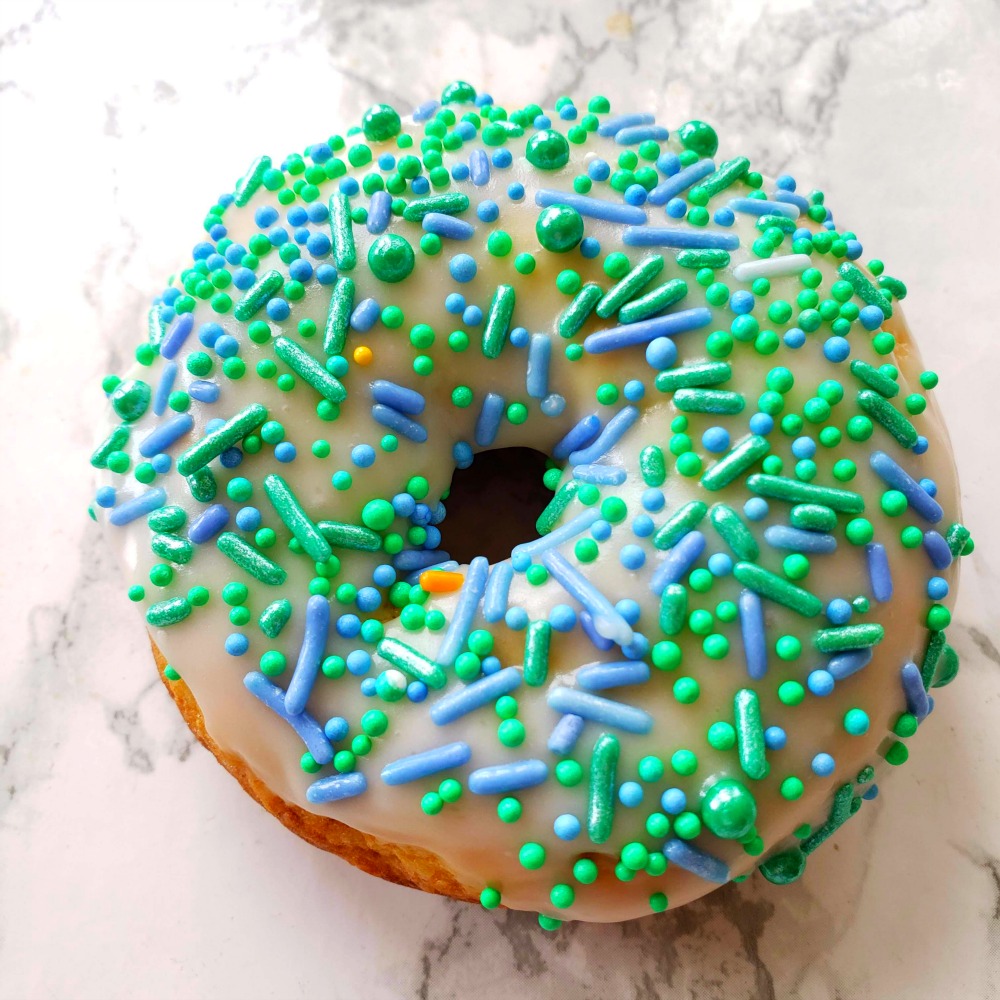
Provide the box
[468,759,549,795]
[483,561,514,623]
[542,550,634,646]
[263,473,331,563]
[402,192,471,221]
[527,334,552,399]
[514,510,602,567]
[731,253,811,282]
[850,359,899,398]
[285,594,331,716]
[423,212,475,240]
[323,277,355,355]
[676,248,731,269]
[568,405,639,464]
[377,636,447,689]
[946,522,971,557]
[475,391,505,447]
[647,159,715,205]
[273,337,347,404]
[828,648,873,681]
[234,270,284,322]
[91,424,130,468]
[733,688,766,780]
[674,388,744,415]
[536,481,580,535]
[596,254,664,318]
[579,609,616,651]
[381,742,472,785]
[622,226,739,250]
[655,361,731,392]
[653,501,708,550]
[663,839,729,884]
[738,590,768,680]
[618,278,689,324]
[814,624,885,652]
[482,284,516,359]
[615,125,670,145]
[747,474,864,514]
[243,671,333,764]
[584,308,713,354]
[922,530,952,570]
[800,783,854,856]
[419,570,465,593]
[146,596,192,628]
[306,772,367,803]
[188,380,219,403]
[217,531,287,586]
[147,306,167,347]
[558,283,604,338]
[329,192,356,271]
[316,520,383,551]
[435,556,489,667]
[187,503,230,544]
[233,154,271,207]
[709,504,759,560]
[138,414,194,458]
[838,261,893,318]
[534,188,647,225]
[650,531,706,595]
[901,661,931,721]
[108,487,168,526]
[548,687,652,734]
[733,562,822,617]
[553,414,602,459]
[869,452,943,523]
[548,714,585,754]
[597,112,655,136]
[659,584,687,636]
[523,620,552,686]
[789,504,837,532]
[866,542,893,601]
[469,148,490,186]
[764,524,837,554]
[639,445,666,486]
[587,732,620,843]
[572,462,627,487]
[856,390,917,448]
[728,197,799,219]
[259,599,292,638]
[160,313,194,359]
[578,661,650,691]
[186,467,217,503]
[430,667,522,725]
[688,155,751,202]
[153,362,178,416]
[177,404,267,476]
[366,189,392,234]
[151,532,192,564]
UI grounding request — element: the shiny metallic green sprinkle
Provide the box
[186,467,217,503]
[91,424,130,468]
[734,688,766,780]
[217,531,287,586]
[654,361,731,393]
[747,474,864,514]
[368,233,415,283]
[678,119,719,157]
[525,128,570,170]
[813,624,885,653]
[849,359,899,398]
[801,783,855,856]
[151,532,193,565]
[361,103,401,142]
[701,434,770,491]
[674,388,745,415]
[273,336,347,403]
[482,284,516,359]
[536,204,585,254]
[330,192,357,271]
[932,643,960,688]
[233,154,271,208]
[653,500,707,550]
[789,503,837,532]
[709,503,759,561]
[146,596,192,628]
[639,445,666,486]
[259,599,292,638]
[402,193,470,221]
[838,261,893,318]
[177,403,267,476]
[618,278,689,324]
[733,562,822,617]
[587,732,619,844]
[659,583,687,636]
[558,282,603,338]
[234,269,284,322]
[755,214,796,234]
[111,379,152,422]
[317,520,383,551]
[856,390,917,448]
[263,473,332,563]
[523,620,552,687]
[758,847,806,885]
[676,249,730,269]
[376,637,447,689]
[596,254,664,318]
[689,156,750,202]
[323,276,354,355]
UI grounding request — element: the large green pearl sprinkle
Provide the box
[526,129,570,170]
[678,119,719,158]
[361,103,401,142]
[535,204,584,253]
[701,778,757,839]
[441,80,476,104]
[368,233,415,283]
[111,379,152,422]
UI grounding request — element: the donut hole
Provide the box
[441,447,553,564]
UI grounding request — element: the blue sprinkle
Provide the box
[351,444,376,468]
[541,393,566,417]
[533,114,551,129]
[285,594,330,715]
[547,713,585,753]
[764,525,837,554]
[554,814,582,840]
[702,426,730,452]
[411,176,430,195]
[350,297,380,332]
[913,436,929,455]
[577,660,649,691]
[590,520,612,542]
[425,212,475,240]
[509,325,530,348]
[413,99,439,122]
[336,614,361,638]
[791,436,817,459]
[449,253,477,282]
[764,726,787,750]
[624,225,739,251]
[624,379,645,401]
[749,413,774,435]
[160,313,194,360]
[580,236,601,258]
[187,503,230,543]
[784,327,806,349]
[573,463,626,486]
[430,666,521,725]
[615,599,641,625]
[714,208,735,227]
[615,124,670,145]
[645,337,678,370]
[647,158,715,205]
[274,441,296,464]
[507,182,524,200]
[549,604,577,631]
[901,661,931,721]
[289,259,313,282]
[826,599,853,624]
[527,333,551,399]
[254,206,278,228]
[371,379,426,415]
[927,576,949,600]
[267,227,289,247]
[708,552,733,576]
[535,188,646,225]
[824,336,851,362]
[559,104,577,120]
[356,588,381,613]
[152,362,178,417]
[493,149,514,168]
[476,200,499,223]
[469,148,490,186]
[588,158,611,181]
[95,486,116,508]
[618,782,644,807]
[445,292,466,314]
[235,506,261,531]
[829,648,873,681]
[859,305,884,330]
[214,334,240,358]
[219,447,243,469]
[624,184,647,206]
[339,177,359,196]
[324,716,349,742]
[307,203,329,223]
[435,556,489,668]
[744,497,769,521]
[462,305,482,326]
[392,549,449,574]
[596,112,655,136]
[224,244,245,264]
[244,671,332,764]
[381,742,473,785]
[730,290,755,314]
[811,753,836,776]
[738,589,768,680]
[579,610,614,651]
[923,530,952,570]
[584,309,713,355]
[664,839,729,884]
[226,633,249,656]
[649,530,706,595]
[642,489,665,513]
[569,405,640,464]
[546,687,651,734]
[807,669,835,696]
[138,414,194,458]
[661,788,686,813]
[866,542,893,601]
[775,190,811,213]
[306,772,367,803]
[407,681,429,702]
[633,514,655,536]
[728,197,799,219]
[346,651,371,676]
[266,298,290,322]
[467,759,549,795]
[366,190,392,234]
[505,606,529,631]
[316,264,337,285]
[453,440,473,469]
[151,454,171,474]
[474,392,505,447]
[665,199,687,219]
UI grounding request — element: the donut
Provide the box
[92,82,972,926]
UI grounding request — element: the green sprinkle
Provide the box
[801,783,854,855]
[758,847,806,885]
[708,503,759,560]
[177,404,267,477]
[233,154,271,207]
[653,500,707,550]
[263,473,331,563]
[700,434,770,491]
[525,129,570,170]
[482,284,516,359]
[323,277,354,355]
[148,505,186,532]
[654,361,731,392]
[558,282,603,338]
[536,204,584,253]
[856,389,917,448]
[368,232,415,283]
[151,533,193,565]
[523,620,552,687]
[596,254,664,318]
[186,467,217,503]
[316,520,383,551]
[216,531,287,586]
[259,599,292,638]
[814,624,885,653]
[587,732,619,844]
[402,192,470,221]
[273,337,347,403]
[376,636,446,689]
[849,359,899,398]
[733,689,766,780]
[639,445,666,486]
[659,584,687,636]
[146,597,192,628]
[747,474,864,513]
[838,261,893,318]
[618,278,688,324]
[790,503,837,532]
[91,424,130,469]
[234,269,284,321]
[946,522,971,558]
[732,562,822,617]
[688,156,750,203]
[676,248,730,269]
[329,192,357,271]
[674,388,744,415]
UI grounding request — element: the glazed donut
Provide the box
[92,82,972,925]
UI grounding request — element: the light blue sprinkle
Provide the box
[380,741,472,784]
[622,226,739,250]
[546,687,652,734]
[467,759,548,795]
[430,668,521,725]
[547,713,585,754]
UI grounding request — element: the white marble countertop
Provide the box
[3,0,1000,996]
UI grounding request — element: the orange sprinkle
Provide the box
[419,570,465,594]
[353,345,374,366]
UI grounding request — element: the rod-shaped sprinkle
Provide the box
[584,307,712,354]
[702,433,771,491]
[558,283,604,338]
[284,594,330,716]
[259,599,291,638]
[273,336,347,403]
[573,464,626,486]
[186,467,217,503]
[869,451,943,523]
[739,589,768,679]
[673,388,745,415]
[482,284,516,359]
[709,503,759,560]
[764,524,837,554]
[615,124,670,144]
[147,305,166,348]
[243,671,333,765]
[731,253,811,283]
[234,270,284,322]
[263,473,332,563]
[138,413,194,457]
[177,403,267,476]
[306,772,367,803]
[372,404,428,443]
[534,188,647,225]
[789,504,837,532]
[233,154,271,207]
[923,530,953,570]
[596,254,664,318]
[380,742,472,785]
[732,562,822,617]
[553,413,602,459]
[946,522,971,557]
[547,687,653,734]
[188,379,219,404]
[187,503,230,544]
[866,542,893,601]
[151,533,193,565]
[317,520,382,552]
[523,620,552,687]
[728,197,799,219]
[747,474,864,514]
[153,362,178,416]
[801,783,854,856]
[734,688,766,780]
[370,380,425,416]
[160,313,194,360]
[483,561,513,623]
[901,661,931,721]
[653,501,708,550]
[542,550,634,646]
[423,212,475,240]
[587,732,620,844]
[430,667,522,725]
[921,629,947,688]
[547,713,585,754]
[579,609,615,651]
[688,155,751,202]
[814,623,885,652]
[108,487,168,526]
[654,361,731,392]
[323,276,355,355]
[850,359,900,398]
[639,445,666,486]
[838,261,893,318]
[568,405,639,465]
[217,531,287,585]
[536,481,579,535]
[659,583,687,636]
[435,556,489,668]
[469,148,490,186]
[401,192,471,221]
[467,759,548,795]
[329,192,356,271]
[527,333,551,399]
[597,112,655,136]
[618,278,689,324]
[647,158,715,205]
[663,838,730,883]
[146,596,192,628]
[366,189,392,234]
[577,660,650,691]
[623,226,739,251]
[856,390,917,448]
[650,531,706,595]
[91,424,130,468]
[828,648,873,681]
[377,636,447,689]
